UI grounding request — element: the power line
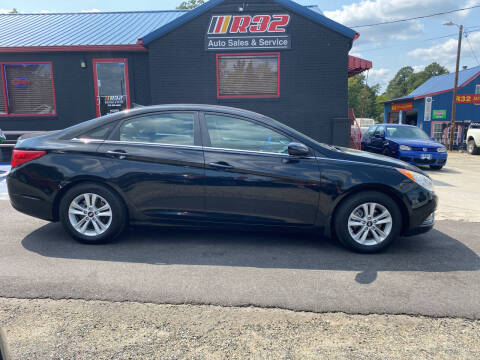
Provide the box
[351,5,480,28]
[464,29,480,66]
[355,30,480,53]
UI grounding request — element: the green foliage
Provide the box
[384,66,414,100]
[384,62,448,100]
[176,0,205,9]
[348,74,381,122]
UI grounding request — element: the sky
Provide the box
[1,0,480,92]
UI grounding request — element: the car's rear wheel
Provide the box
[334,191,402,253]
[59,183,126,244]
[467,139,479,155]
[429,165,443,170]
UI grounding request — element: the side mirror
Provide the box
[374,133,383,139]
[288,142,309,156]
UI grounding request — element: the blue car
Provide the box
[361,124,447,170]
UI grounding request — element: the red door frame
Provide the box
[92,58,131,117]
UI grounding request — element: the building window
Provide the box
[216,53,280,99]
[0,62,56,116]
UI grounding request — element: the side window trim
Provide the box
[108,111,200,147]
[200,111,308,156]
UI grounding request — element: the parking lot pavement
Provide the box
[0,163,8,200]
[0,154,479,320]
[425,152,480,222]
[0,200,478,319]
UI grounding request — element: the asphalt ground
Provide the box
[0,202,478,318]
[0,153,479,319]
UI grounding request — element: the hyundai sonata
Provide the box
[7,105,437,253]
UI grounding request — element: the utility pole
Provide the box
[448,24,463,151]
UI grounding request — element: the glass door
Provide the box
[93,58,130,117]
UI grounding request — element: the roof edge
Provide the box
[0,9,188,16]
[141,0,358,45]
[0,44,147,53]
[384,68,480,103]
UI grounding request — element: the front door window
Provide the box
[93,59,130,117]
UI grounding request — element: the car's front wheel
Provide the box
[59,183,126,244]
[334,191,402,253]
[467,139,479,155]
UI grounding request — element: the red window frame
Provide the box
[216,52,280,99]
[0,61,57,117]
[92,58,131,118]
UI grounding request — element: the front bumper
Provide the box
[403,190,437,236]
[397,150,447,167]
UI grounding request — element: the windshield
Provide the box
[385,126,430,140]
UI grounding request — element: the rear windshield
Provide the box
[385,126,430,140]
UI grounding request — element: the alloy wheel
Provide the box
[347,202,393,246]
[68,193,113,237]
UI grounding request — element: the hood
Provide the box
[386,137,444,148]
[327,146,423,173]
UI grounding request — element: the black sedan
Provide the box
[7,105,437,253]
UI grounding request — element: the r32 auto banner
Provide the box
[206,14,292,51]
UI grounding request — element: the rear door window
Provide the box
[80,123,115,140]
[118,113,195,145]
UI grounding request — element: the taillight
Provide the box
[11,150,46,168]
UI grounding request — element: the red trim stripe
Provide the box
[0,44,147,53]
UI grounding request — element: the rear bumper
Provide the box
[7,175,55,221]
[398,150,447,166]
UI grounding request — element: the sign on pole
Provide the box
[424,97,432,121]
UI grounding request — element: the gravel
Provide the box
[1,298,479,360]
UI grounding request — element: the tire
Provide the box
[59,182,126,244]
[382,148,391,157]
[429,165,443,170]
[467,139,480,155]
[333,191,402,253]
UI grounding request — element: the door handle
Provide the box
[208,161,234,169]
[107,150,127,159]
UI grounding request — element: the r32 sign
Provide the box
[207,14,291,34]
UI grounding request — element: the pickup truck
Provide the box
[467,122,480,155]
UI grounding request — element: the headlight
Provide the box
[437,147,446,153]
[397,168,434,191]
[399,145,412,151]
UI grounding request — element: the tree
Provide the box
[385,66,414,100]
[384,62,449,100]
[406,62,448,94]
[348,74,381,121]
[176,0,205,9]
